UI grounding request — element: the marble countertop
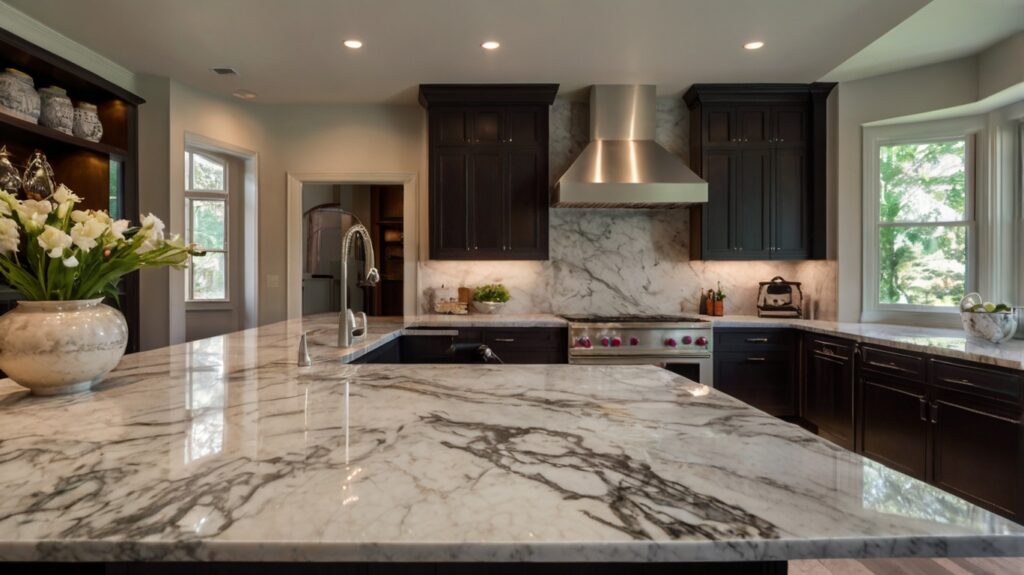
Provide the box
[696,315,1024,371]
[0,316,1022,563]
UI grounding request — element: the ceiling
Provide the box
[824,0,1024,82]
[7,0,928,104]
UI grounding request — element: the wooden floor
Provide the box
[790,557,1024,574]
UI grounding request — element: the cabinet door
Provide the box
[737,107,769,145]
[931,392,1022,519]
[469,151,505,254]
[771,147,809,259]
[734,149,771,257]
[704,107,734,146]
[804,337,855,449]
[470,109,503,144]
[859,374,929,480]
[505,107,541,146]
[701,150,738,259]
[506,149,547,258]
[432,109,469,146]
[772,105,806,146]
[715,351,796,417]
[431,149,470,257]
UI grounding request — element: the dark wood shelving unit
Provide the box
[0,27,144,352]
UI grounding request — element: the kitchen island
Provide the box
[0,316,1022,574]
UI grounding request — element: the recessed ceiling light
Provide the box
[232,89,257,100]
[744,41,765,50]
[344,39,363,49]
[481,41,500,50]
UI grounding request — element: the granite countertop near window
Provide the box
[0,317,1021,563]
[698,315,1024,371]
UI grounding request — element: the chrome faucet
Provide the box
[338,224,380,347]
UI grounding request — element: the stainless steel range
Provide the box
[562,315,714,385]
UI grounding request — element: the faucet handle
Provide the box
[353,312,368,338]
[298,331,312,367]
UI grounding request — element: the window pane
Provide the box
[878,224,966,306]
[879,140,966,223]
[192,252,226,300]
[191,153,225,191]
[192,199,226,250]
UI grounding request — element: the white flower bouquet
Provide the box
[0,184,202,301]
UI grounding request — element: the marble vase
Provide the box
[73,102,103,142]
[39,86,74,134]
[0,299,128,395]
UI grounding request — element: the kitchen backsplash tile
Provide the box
[418,97,838,319]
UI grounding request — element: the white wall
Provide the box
[834,57,979,321]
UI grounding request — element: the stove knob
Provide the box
[577,336,592,349]
[695,336,708,347]
[681,335,693,345]
[600,337,610,347]
[629,336,640,346]
[610,336,622,347]
[664,337,677,348]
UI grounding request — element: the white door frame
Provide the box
[286,172,418,320]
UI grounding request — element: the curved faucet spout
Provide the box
[339,223,379,347]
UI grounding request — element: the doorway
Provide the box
[301,184,404,317]
[286,172,417,321]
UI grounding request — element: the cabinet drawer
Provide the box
[930,360,1023,403]
[806,334,854,360]
[861,345,925,382]
[716,329,797,351]
[715,350,797,417]
[484,328,564,350]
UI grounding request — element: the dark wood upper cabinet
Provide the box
[420,84,558,260]
[684,84,833,261]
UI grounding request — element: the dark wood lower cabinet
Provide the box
[802,334,855,450]
[376,327,568,365]
[858,374,929,480]
[714,329,798,417]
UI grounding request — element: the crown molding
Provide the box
[0,1,138,93]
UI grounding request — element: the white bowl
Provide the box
[960,311,1018,344]
[472,301,505,314]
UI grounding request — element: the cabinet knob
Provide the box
[778,138,784,143]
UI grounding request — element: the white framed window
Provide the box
[185,150,229,302]
[863,118,984,323]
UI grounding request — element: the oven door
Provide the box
[569,355,713,386]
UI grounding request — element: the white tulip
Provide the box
[0,217,19,256]
[0,190,15,212]
[16,200,51,233]
[107,219,130,245]
[71,218,108,252]
[52,184,82,205]
[62,255,79,268]
[37,225,72,258]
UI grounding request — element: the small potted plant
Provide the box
[714,282,726,316]
[472,283,510,314]
[0,181,203,395]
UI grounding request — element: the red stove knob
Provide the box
[695,336,708,347]
[665,337,677,348]
[681,335,693,345]
[600,337,610,347]
[577,336,592,349]
[610,336,622,347]
[629,336,640,346]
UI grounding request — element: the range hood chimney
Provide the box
[553,85,707,208]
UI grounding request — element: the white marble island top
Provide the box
[0,316,1022,563]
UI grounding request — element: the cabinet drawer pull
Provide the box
[745,337,769,343]
[939,377,973,387]
[919,398,928,422]
[867,360,916,375]
[930,402,939,424]
[494,338,515,343]
[746,357,766,362]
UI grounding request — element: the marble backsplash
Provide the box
[418,97,838,320]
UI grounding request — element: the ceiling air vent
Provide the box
[209,67,238,76]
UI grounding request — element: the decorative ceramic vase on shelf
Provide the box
[0,299,128,395]
[0,68,40,123]
[38,86,73,134]
[73,102,103,142]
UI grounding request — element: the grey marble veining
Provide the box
[0,316,1022,563]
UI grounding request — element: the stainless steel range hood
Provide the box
[553,85,707,208]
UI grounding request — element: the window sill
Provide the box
[861,308,962,329]
[186,301,233,312]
